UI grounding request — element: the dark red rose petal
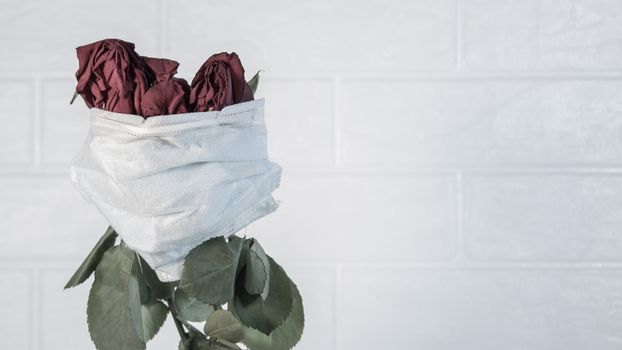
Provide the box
[141,78,190,118]
[75,38,151,115]
[189,52,254,112]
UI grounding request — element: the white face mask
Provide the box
[70,99,281,281]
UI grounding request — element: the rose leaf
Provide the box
[238,273,305,350]
[128,256,168,343]
[70,90,78,104]
[204,309,244,343]
[247,71,261,95]
[86,245,146,350]
[231,257,293,335]
[179,236,245,305]
[64,226,117,289]
[244,239,271,299]
[173,288,216,322]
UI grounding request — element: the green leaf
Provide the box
[179,236,245,305]
[179,338,191,350]
[173,288,216,322]
[136,253,176,300]
[181,336,233,350]
[87,245,145,350]
[70,90,78,104]
[210,339,241,350]
[234,236,250,276]
[128,249,169,343]
[216,339,242,349]
[204,310,243,343]
[231,257,293,335]
[177,320,206,349]
[133,256,151,304]
[244,239,270,299]
[179,336,206,350]
[239,269,305,350]
[188,322,207,338]
[197,341,226,350]
[64,226,117,289]
[139,299,168,342]
[247,71,261,95]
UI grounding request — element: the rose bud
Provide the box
[75,38,152,115]
[189,52,254,112]
[141,57,190,117]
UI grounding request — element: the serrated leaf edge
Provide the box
[237,279,304,350]
[64,226,117,289]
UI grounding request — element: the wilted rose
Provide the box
[75,39,152,115]
[140,57,190,117]
[189,52,254,112]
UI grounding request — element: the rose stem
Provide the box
[166,298,190,348]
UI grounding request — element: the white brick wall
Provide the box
[1,0,622,349]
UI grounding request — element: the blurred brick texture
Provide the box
[2,0,622,349]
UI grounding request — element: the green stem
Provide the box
[216,338,240,349]
[166,298,190,349]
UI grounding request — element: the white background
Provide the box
[2,0,622,349]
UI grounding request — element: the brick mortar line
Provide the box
[32,77,42,168]
[333,75,342,166]
[454,0,465,72]
[32,268,40,350]
[8,167,622,177]
[340,73,622,81]
[5,71,622,80]
[5,260,622,269]
[334,264,343,350]
[336,263,622,271]
[454,172,465,261]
